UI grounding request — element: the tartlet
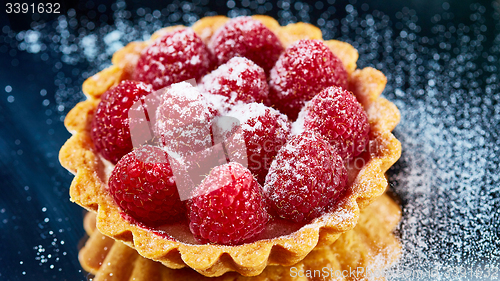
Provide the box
[59,15,401,277]
[79,193,402,281]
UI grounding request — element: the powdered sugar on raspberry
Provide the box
[199,56,269,107]
[200,91,238,115]
[269,39,348,120]
[109,146,185,225]
[264,131,329,194]
[225,103,291,184]
[208,16,284,73]
[291,104,307,136]
[155,82,214,155]
[265,131,347,222]
[91,80,154,164]
[226,102,270,129]
[303,86,370,160]
[134,28,214,90]
[188,162,269,245]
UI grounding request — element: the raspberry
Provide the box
[91,80,153,164]
[155,82,216,156]
[303,86,370,159]
[188,162,269,245]
[199,57,269,107]
[224,103,291,185]
[269,39,348,120]
[134,28,214,90]
[109,146,185,226]
[209,16,284,73]
[264,131,347,223]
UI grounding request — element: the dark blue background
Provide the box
[0,0,499,280]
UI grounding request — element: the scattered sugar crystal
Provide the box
[335,2,500,277]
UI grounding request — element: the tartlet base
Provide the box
[79,193,402,281]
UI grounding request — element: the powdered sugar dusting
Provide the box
[208,15,284,73]
[155,82,213,155]
[236,16,262,32]
[223,102,291,184]
[199,56,269,107]
[302,85,369,159]
[134,28,213,90]
[226,102,270,126]
[101,156,115,185]
[291,103,307,136]
[264,130,347,222]
[200,91,237,115]
[269,39,348,119]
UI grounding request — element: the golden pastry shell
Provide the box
[59,15,401,277]
[79,193,402,281]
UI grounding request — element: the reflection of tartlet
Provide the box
[59,15,401,277]
[79,193,402,281]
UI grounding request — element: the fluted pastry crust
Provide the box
[79,193,401,281]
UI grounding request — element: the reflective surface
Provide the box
[0,0,499,280]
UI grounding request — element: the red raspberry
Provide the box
[199,57,269,107]
[188,162,269,245]
[209,16,284,73]
[269,39,348,120]
[109,146,185,226]
[264,131,347,223]
[303,86,370,159]
[224,103,291,185]
[155,82,216,156]
[91,80,153,164]
[134,28,214,90]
